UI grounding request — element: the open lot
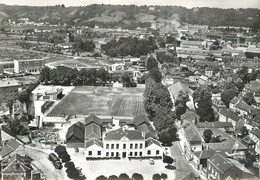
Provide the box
[67,148,175,180]
[47,86,145,117]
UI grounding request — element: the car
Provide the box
[149,158,154,165]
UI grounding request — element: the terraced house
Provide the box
[66,114,164,159]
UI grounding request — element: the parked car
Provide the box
[49,153,62,170]
[149,158,154,165]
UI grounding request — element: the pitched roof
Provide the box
[169,82,192,99]
[0,138,23,158]
[194,150,217,160]
[251,129,260,138]
[182,173,200,180]
[133,115,150,126]
[209,154,234,174]
[219,109,240,122]
[104,128,143,140]
[234,100,252,112]
[84,114,102,126]
[230,97,240,105]
[85,139,103,149]
[136,123,157,139]
[251,115,260,124]
[85,123,102,140]
[145,138,161,148]
[2,154,31,174]
[66,123,84,142]
[242,135,256,145]
[183,122,202,143]
[196,122,233,129]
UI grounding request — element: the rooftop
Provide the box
[0,79,19,88]
[104,128,143,140]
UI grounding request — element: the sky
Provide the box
[0,0,260,9]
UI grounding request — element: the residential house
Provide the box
[168,82,194,110]
[196,122,234,134]
[1,153,43,180]
[0,138,25,159]
[179,122,202,160]
[219,109,243,130]
[241,135,256,152]
[207,154,256,180]
[250,129,260,154]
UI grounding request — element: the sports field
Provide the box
[47,86,146,117]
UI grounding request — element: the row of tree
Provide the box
[39,66,139,86]
[143,60,177,145]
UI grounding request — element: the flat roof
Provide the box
[0,79,19,88]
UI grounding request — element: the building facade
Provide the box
[14,59,45,74]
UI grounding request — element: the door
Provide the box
[122,152,126,158]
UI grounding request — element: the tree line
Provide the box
[39,66,139,87]
[143,60,178,145]
[101,37,158,58]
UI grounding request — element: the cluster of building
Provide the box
[66,114,164,159]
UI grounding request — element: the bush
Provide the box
[118,173,130,180]
[55,145,66,153]
[108,175,118,180]
[65,161,75,169]
[132,173,143,180]
[152,174,161,180]
[128,156,162,160]
[161,173,168,180]
[61,153,71,163]
[96,175,107,180]
[86,157,121,161]
[163,156,174,165]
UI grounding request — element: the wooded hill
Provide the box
[0,4,259,31]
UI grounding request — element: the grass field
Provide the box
[47,86,146,117]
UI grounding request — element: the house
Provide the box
[193,150,232,171]
[1,153,43,180]
[196,122,234,133]
[241,135,256,152]
[66,122,85,148]
[0,138,25,159]
[14,59,45,74]
[212,99,226,113]
[229,96,252,117]
[168,82,194,110]
[249,129,260,154]
[179,122,202,160]
[133,115,157,139]
[207,153,256,180]
[219,109,243,130]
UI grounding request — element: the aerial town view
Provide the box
[0,0,260,179]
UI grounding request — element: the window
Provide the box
[123,144,126,149]
[147,150,151,155]
[140,144,143,149]
[106,152,109,157]
[106,144,109,149]
[135,144,138,149]
[135,152,137,156]
[139,152,142,156]
[156,150,159,155]
[116,144,119,149]
[111,144,114,149]
[116,152,119,157]
[88,151,92,156]
[98,151,101,155]
[111,152,114,157]
[130,152,133,156]
[130,144,133,149]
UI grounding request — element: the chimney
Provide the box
[141,131,145,139]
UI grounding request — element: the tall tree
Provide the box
[243,92,256,106]
[146,56,158,71]
[221,89,237,107]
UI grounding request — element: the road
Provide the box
[26,146,66,180]
[169,141,199,180]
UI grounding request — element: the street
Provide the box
[169,141,199,180]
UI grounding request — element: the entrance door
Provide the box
[122,152,126,158]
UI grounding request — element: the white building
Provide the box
[14,59,45,74]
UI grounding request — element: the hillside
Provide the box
[0,4,259,30]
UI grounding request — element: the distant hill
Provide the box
[0,4,259,31]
